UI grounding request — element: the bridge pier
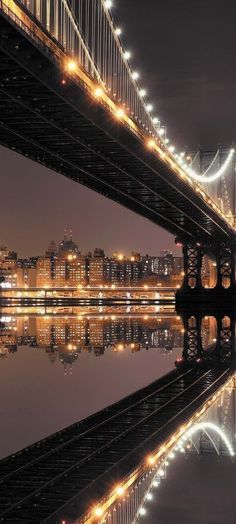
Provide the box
[182,314,203,362]
[176,240,236,307]
[182,243,203,291]
[178,312,236,365]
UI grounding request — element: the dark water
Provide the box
[0,305,235,523]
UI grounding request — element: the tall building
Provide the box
[36,234,88,287]
[0,246,17,288]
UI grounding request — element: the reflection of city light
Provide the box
[116,485,125,496]
[94,507,104,518]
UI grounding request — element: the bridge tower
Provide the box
[179,312,236,365]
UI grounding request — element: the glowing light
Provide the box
[104,0,112,8]
[116,108,125,119]
[67,60,77,72]
[139,508,147,516]
[147,455,155,465]
[147,139,155,149]
[146,493,153,501]
[115,27,122,36]
[152,117,159,125]
[146,104,153,112]
[94,87,104,98]
[124,51,131,60]
[169,145,175,153]
[132,71,139,80]
[139,89,147,97]
[159,127,165,136]
[94,507,104,518]
[116,485,125,496]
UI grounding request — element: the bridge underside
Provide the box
[0,8,234,245]
[0,366,233,524]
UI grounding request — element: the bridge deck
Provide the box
[0,3,234,244]
[0,366,233,523]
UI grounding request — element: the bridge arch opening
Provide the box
[201,316,217,352]
[202,255,216,289]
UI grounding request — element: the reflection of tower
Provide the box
[178,312,236,365]
[58,345,78,375]
[46,350,57,365]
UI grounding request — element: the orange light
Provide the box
[147,139,155,149]
[147,455,155,465]
[94,87,104,98]
[116,485,125,496]
[94,507,104,518]
[67,60,77,72]
[116,108,125,119]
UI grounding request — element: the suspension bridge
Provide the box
[0,362,235,523]
[0,1,236,298]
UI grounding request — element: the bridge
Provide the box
[0,363,235,523]
[0,1,236,298]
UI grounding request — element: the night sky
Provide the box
[1,0,236,257]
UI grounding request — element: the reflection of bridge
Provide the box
[0,308,236,523]
[0,1,236,299]
[0,366,235,524]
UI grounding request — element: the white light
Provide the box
[165,138,170,144]
[169,145,175,153]
[152,117,159,124]
[94,507,104,518]
[139,508,146,516]
[116,486,125,496]
[146,104,153,112]
[152,480,159,488]
[124,51,131,60]
[184,148,235,184]
[183,421,235,456]
[146,493,153,501]
[115,27,122,36]
[104,0,112,8]
[159,128,165,136]
[132,71,139,80]
[139,89,147,97]
[116,108,125,118]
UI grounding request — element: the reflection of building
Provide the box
[58,345,79,375]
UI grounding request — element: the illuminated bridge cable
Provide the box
[202,149,220,176]
[182,421,235,456]
[186,148,235,183]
